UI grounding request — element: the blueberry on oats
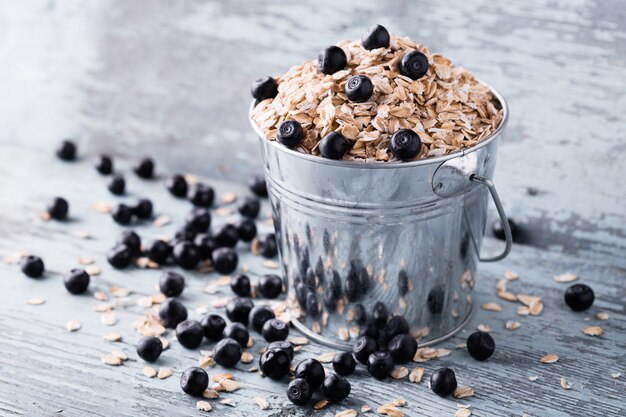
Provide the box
[317,46,347,75]
[277,120,304,148]
[390,129,421,160]
[400,51,429,80]
[251,76,279,101]
[361,24,390,50]
[345,75,373,103]
[319,132,349,160]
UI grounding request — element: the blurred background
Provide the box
[0,0,624,258]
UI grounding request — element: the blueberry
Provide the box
[236,218,257,242]
[385,315,409,339]
[295,283,308,309]
[225,297,254,325]
[323,374,351,402]
[229,274,251,297]
[467,331,495,361]
[345,75,374,103]
[63,268,90,295]
[358,321,380,340]
[56,140,76,161]
[295,359,325,389]
[133,198,153,219]
[372,301,388,327]
[248,305,275,333]
[20,255,45,278]
[287,378,312,405]
[214,224,239,248]
[93,154,113,175]
[400,50,429,80]
[258,233,278,258]
[390,129,421,160]
[213,338,243,368]
[492,218,518,241]
[427,286,445,314]
[238,196,261,219]
[317,46,347,75]
[277,120,304,148]
[249,175,268,198]
[166,174,188,198]
[136,336,163,362]
[345,269,361,302]
[323,288,337,312]
[187,183,214,207]
[159,271,185,297]
[212,247,238,274]
[174,226,197,242]
[106,244,133,269]
[134,157,154,179]
[262,319,289,342]
[330,270,342,299]
[194,233,216,260]
[430,367,458,397]
[117,230,141,256]
[223,322,249,347]
[353,335,378,364]
[377,328,391,351]
[351,304,367,326]
[180,367,208,396]
[367,351,394,380]
[47,197,69,220]
[260,349,291,380]
[200,314,226,341]
[388,334,418,364]
[258,274,283,299]
[107,175,125,195]
[306,292,319,317]
[361,24,390,50]
[268,341,294,361]
[319,132,349,159]
[251,76,279,101]
[146,239,169,264]
[176,320,204,349]
[332,352,356,376]
[398,270,410,296]
[565,284,594,311]
[159,298,188,328]
[111,203,133,225]
[173,241,200,270]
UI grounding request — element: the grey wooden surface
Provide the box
[0,1,625,416]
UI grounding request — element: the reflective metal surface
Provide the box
[250,84,510,349]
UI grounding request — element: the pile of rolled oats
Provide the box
[250,34,503,162]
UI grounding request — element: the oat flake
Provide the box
[409,367,424,383]
[143,366,157,378]
[596,312,609,321]
[65,320,81,332]
[554,273,577,283]
[560,377,571,390]
[314,399,329,410]
[453,386,474,399]
[391,367,409,379]
[505,321,521,330]
[255,396,270,410]
[196,400,212,412]
[335,410,358,417]
[481,302,502,312]
[26,297,46,305]
[455,408,472,417]
[582,326,603,336]
[157,368,172,379]
[540,354,559,364]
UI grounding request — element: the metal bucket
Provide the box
[249,83,512,349]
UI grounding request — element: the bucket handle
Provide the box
[470,175,512,262]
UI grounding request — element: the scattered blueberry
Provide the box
[146,239,169,264]
[323,374,351,402]
[159,298,188,328]
[277,120,304,148]
[212,247,238,274]
[251,76,279,101]
[268,341,294,361]
[493,218,518,241]
[95,154,113,175]
[106,244,132,269]
[467,331,495,361]
[345,75,374,103]
[134,157,154,179]
[159,271,185,297]
[20,255,44,278]
[230,274,251,297]
[385,315,410,339]
[117,230,141,256]
[361,24,390,50]
[180,367,208,396]
[249,175,268,198]
[260,349,291,380]
[63,268,90,295]
[332,352,356,376]
[294,359,324,389]
[47,197,69,220]
[258,274,283,299]
[133,198,153,219]
[194,233,216,260]
[213,338,243,368]
[214,224,239,248]
[172,241,200,270]
[317,46,347,75]
[372,301,388,327]
[306,292,319,317]
[107,174,125,195]
[400,51,429,80]
[166,174,188,198]
[430,367,458,397]
[236,218,257,242]
[56,140,76,161]
[353,335,378,364]
[111,203,133,225]
[223,322,250,347]
[200,314,226,341]
[427,285,445,314]
[352,304,367,326]
[565,283,595,311]
[225,297,254,325]
[390,129,422,160]
[367,351,394,380]
[257,233,278,258]
[249,305,276,332]
[262,319,289,342]
[388,334,418,364]
[319,132,349,159]
[187,183,214,207]
[238,196,261,218]
[287,378,312,405]
[176,320,204,349]
[136,336,163,362]
[359,321,380,340]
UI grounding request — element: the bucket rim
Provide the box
[249,80,508,169]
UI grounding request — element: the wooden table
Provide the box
[0,1,624,416]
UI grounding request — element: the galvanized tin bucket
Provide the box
[249,83,511,349]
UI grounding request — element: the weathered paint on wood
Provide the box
[0,1,624,416]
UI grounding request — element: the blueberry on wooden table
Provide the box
[366,351,394,380]
[159,271,185,297]
[230,274,251,297]
[332,352,356,376]
[111,203,133,225]
[294,358,324,389]
[166,174,188,198]
[20,255,44,278]
[361,24,390,50]
[212,247,238,274]
[200,314,226,341]
[317,46,347,75]
[385,315,410,339]
[249,174,268,198]
[136,336,163,362]
[322,374,351,402]
[258,274,283,299]
[565,283,595,311]
[95,154,113,175]
[319,132,350,160]
[251,76,279,101]
[223,322,249,347]
[185,207,211,233]
[172,241,200,270]
[175,320,204,349]
[359,321,380,340]
[63,268,90,295]
[145,239,169,264]
[388,334,418,364]
[400,51,429,80]
[287,378,312,405]
[159,298,188,328]
[268,341,294,361]
[106,244,133,269]
[345,75,374,103]
[187,183,214,207]
[467,331,495,361]
[212,338,242,368]
[262,319,289,342]
[56,140,76,161]
[225,297,254,325]
[249,305,275,332]
[257,233,278,258]
[430,367,458,397]
[276,120,304,148]
[116,230,141,256]
[236,218,257,242]
[493,218,518,241]
[390,129,422,160]
[132,198,153,219]
[353,335,378,364]
[194,234,216,260]
[107,174,126,195]
[133,157,154,179]
[238,196,261,219]
[260,349,291,380]
[214,224,239,248]
[180,367,208,396]
[47,197,69,220]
